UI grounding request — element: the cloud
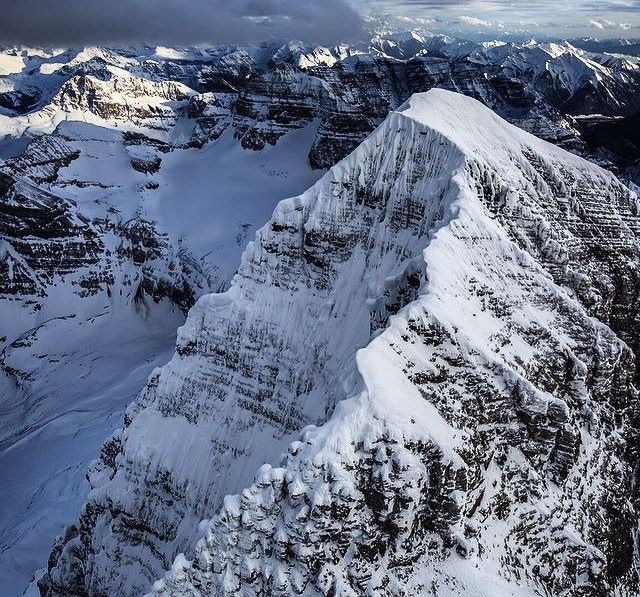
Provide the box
[399,0,474,6]
[458,15,493,27]
[0,0,364,46]
[588,17,639,28]
[583,0,640,13]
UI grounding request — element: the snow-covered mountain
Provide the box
[570,37,640,58]
[1,37,639,175]
[39,90,640,596]
[1,34,640,594]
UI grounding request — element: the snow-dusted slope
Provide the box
[42,90,640,596]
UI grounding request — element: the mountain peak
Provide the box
[395,89,586,174]
[397,88,518,141]
[41,89,640,597]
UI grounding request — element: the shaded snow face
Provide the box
[42,90,640,597]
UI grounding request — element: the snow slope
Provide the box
[44,90,640,596]
[0,119,321,595]
[0,306,179,596]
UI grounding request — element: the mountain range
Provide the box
[1,32,639,596]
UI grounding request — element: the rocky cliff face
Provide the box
[0,151,197,312]
[41,90,640,596]
[51,68,193,126]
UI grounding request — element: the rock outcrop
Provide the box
[0,133,200,311]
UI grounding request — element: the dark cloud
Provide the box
[0,0,364,46]
[399,0,473,6]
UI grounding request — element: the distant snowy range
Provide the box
[1,29,640,597]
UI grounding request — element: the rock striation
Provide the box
[0,133,199,312]
[42,90,640,596]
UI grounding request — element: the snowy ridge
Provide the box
[43,90,640,596]
[43,93,473,595]
[0,65,195,139]
[149,90,640,597]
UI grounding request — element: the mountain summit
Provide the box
[42,89,640,596]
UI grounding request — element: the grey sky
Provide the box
[0,0,363,45]
[0,0,638,46]
[365,0,640,37]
